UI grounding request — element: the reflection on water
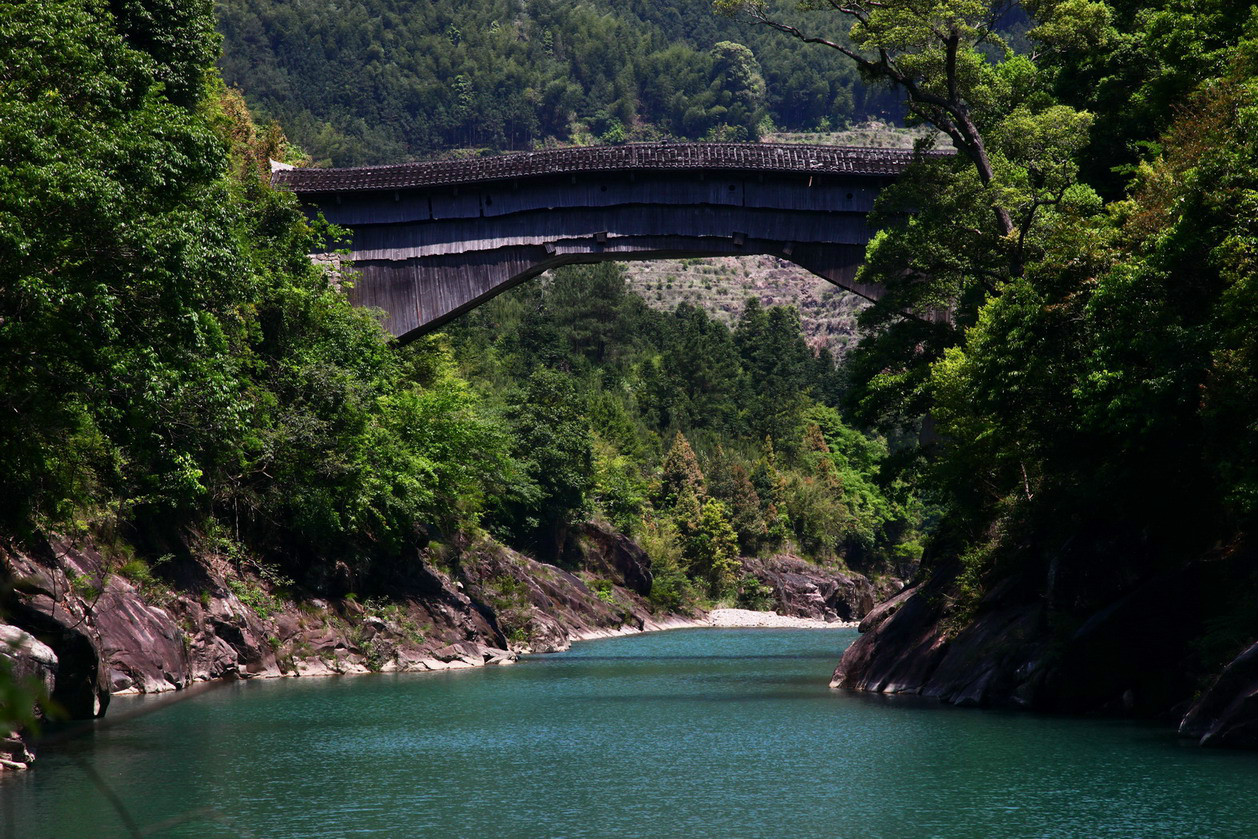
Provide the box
[3,628,1256,839]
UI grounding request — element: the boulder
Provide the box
[431,641,489,667]
[0,624,57,700]
[832,584,949,692]
[0,623,58,764]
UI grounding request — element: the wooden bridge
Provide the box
[273,143,938,340]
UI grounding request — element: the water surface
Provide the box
[4,628,1256,838]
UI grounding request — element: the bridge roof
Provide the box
[273,143,944,194]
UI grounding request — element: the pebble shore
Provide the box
[706,609,856,629]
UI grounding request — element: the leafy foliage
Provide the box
[0,0,507,587]
[215,0,897,164]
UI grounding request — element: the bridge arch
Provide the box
[274,143,937,341]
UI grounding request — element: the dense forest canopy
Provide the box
[444,265,923,605]
[215,0,900,165]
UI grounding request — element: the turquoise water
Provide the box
[4,628,1257,839]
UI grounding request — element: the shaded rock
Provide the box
[1180,641,1258,748]
[1032,570,1206,716]
[457,538,660,654]
[832,583,950,693]
[832,555,1255,748]
[0,624,57,766]
[563,521,653,596]
[856,584,916,634]
[2,573,111,720]
[0,733,35,769]
[4,540,154,714]
[0,624,57,701]
[920,603,1041,706]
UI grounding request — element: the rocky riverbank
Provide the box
[0,525,885,770]
[831,551,1258,750]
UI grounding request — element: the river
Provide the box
[4,628,1256,838]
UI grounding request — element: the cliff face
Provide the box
[832,549,1258,749]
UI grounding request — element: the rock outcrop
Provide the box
[0,536,530,704]
[0,525,688,765]
[832,556,1258,748]
[0,625,57,770]
[739,554,888,622]
[457,537,664,653]
[1179,641,1258,748]
[562,522,653,597]
[3,541,111,719]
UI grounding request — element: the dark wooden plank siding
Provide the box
[285,142,933,339]
[345,206,872,260]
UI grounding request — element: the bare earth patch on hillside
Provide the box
[623,255,869,356]
[764,121,955,150]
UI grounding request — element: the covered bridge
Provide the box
[272,143,938,340]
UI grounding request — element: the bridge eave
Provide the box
[272,142,949,195]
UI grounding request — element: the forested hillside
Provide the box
[444,264,921,605]
[0,0,907,591]
[216,0,899,165]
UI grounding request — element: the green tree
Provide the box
[710,40,768,138]
[735,299,810,445]
[708,450,769,555]
[0,0,253,529]
[719,0,1102,239]
[657,432,706,510]
[656,304,743,433]
[499,369,595,558]
[718,0,1097,438]
[108,0,220,107]
[675,492,741,596]
[0,0,515,587]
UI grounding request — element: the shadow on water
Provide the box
[707,673,836,687]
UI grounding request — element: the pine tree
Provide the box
[804,423,842,490]
[727,463,768,555]
[750,436,790,547]
[675,493,741,596]
[657,431,705,510]
[735,299,810,445]
[710,455,768,556]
